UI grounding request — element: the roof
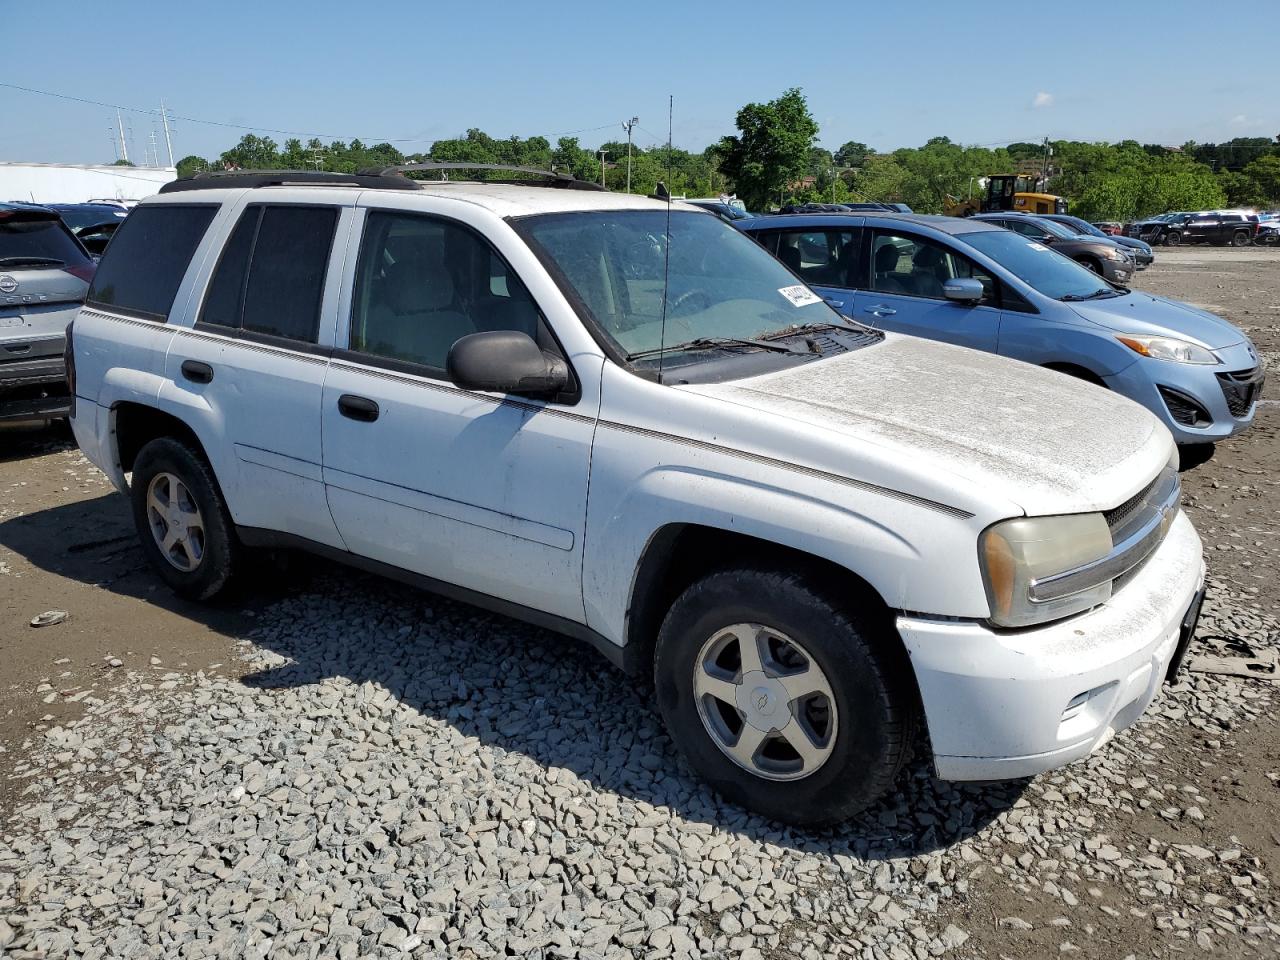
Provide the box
[740,212,1002,235]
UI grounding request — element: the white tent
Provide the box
[0,162,177,204]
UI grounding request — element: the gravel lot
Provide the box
[1,248,1278,959]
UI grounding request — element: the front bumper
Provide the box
[0,354,70,421]
[1105,340,1263,445]
[1099,258,1133,284]
[899,510,1203,781]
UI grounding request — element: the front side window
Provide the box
[87,205,216,321]
[518,210,838,361]
[963,229,1118,302]
[769,228,861,288]
[869,232,994,301]
[200,205,337,343]
[349,211,543,371]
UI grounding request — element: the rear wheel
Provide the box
[1165,231,1182,246]
[130,437,239,600]
[654,568,916,826]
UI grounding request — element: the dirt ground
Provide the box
[1,246,1277,957]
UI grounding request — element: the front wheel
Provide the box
[130,436,239,600]
[1231,231,1250,247]
[654,568,917,826]
[1078,257,1102,274]
[1165,231,1182,246]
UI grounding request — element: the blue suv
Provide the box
[737,212,1262,446]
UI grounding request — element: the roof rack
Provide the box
[359,162,607,191]
[159,170,419,194]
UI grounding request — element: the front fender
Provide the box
[582,462,989,648]
[998,321,1137,378]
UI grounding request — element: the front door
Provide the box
[320,208,597,623]
[851,229,1002,352]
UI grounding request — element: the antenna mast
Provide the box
[160,100,175,167]
[116,109,129,163]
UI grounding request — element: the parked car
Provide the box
[683,199,756,223]
[971,212,1137,284]
[48,203,129,257]
[0,203,95,421]
[1127,213,1188,242]
[1256,221,1280,245]
[71,168,1205,826]
[1165,213,1256,247]
[738,211,1262,446]
[1092,221,1124,235]
[1040,213,1154,269]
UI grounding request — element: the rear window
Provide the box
[87,205,217,321]
[0,213,90,268]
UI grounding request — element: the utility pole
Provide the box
[116,109,129,163]
[622,116,638,193]
[597,149,608,189]
[160,100,175,167]
[1040,136,1051,183]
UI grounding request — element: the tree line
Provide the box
[175,90,1280,221]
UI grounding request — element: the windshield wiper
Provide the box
[1061,289,1118,302]
[626,336,803,361]
[0,256,65,267]
[760,319,875,339]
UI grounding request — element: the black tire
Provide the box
[1078,257,1102,274]
[1165,231,1182,246]
[130,436,238,600]
[654,568,917,826]
[1231,231,1250,247]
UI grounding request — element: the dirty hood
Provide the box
[686,335,1171,516]
[1072,292,1244,350]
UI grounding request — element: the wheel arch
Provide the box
[623,523,907,679]
[1041,361,1108,388]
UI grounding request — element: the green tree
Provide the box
[175,155,207,178]
[713,88,818,210]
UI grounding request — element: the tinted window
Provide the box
[241,207,337,342]
[87,205,215,321]
[870,232,994,301]
[964,230,1117,301]
[770,228,861,287]
[350,211,543,370]
[200,209,257,328]
[0,213,90,266]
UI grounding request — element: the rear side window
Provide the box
[199,205,337,343]
[86,205,216,321]
[0,212,91,267]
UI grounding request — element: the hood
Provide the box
[1111,235,1151,253]
[685,335,1170,517]
[1069,291,1244,350]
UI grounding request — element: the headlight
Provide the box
[1116,335,1219,364]
[1103,247,1126,261]
[980,513,1113,628]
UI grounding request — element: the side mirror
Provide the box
[1037,234,1056,244]
[943,278,985,304]
[447,330,569,396]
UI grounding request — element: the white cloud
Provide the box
[1032,91,1055,109]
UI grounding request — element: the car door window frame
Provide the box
[867,227,1009,308]
[334,207,580,404]
[194,202,342,356]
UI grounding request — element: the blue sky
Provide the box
[4,1,1277,166]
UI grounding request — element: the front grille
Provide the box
[1104,475,1158,531]
[1216,367,1263,418]
[1158,385,1211,427]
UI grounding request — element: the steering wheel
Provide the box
[668,288,714,316]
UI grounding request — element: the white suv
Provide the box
[69,166,1205,825]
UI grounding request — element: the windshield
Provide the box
[519,210,839,361]
[963,230,1118,301]
[1064,216,1106,238]
[53,205,127,231]
[1033,217,1080,240]
[0,212,90,266]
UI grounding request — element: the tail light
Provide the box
[64,320,76,418]
[65,262,97,284]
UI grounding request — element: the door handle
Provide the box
[338,394,380,422]
[864,304,897,317]
[180,360,214,384]
[823,298,845,309]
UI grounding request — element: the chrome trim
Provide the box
[1029,468,1180,603]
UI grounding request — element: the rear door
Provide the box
[852,228,1002,351]
[752,223,864,317]
[0,208,95,414]
[164,195,353,548]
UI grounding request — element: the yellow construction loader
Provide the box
[944,174,1068,218]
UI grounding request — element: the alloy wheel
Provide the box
[692,622,838,781]
[146,472,206,572]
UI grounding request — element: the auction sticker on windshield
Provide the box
[779,284,821,307]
